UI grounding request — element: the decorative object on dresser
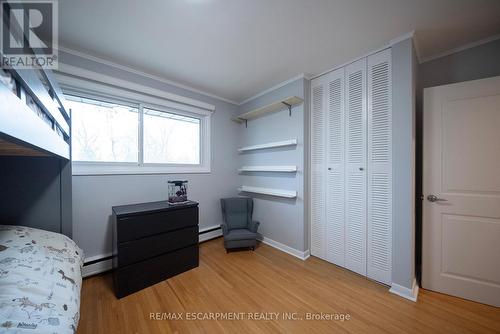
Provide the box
[112,200,199,298]
[167,180,188,204]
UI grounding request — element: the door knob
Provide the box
[359,167,364,171]
[427,194,447,202]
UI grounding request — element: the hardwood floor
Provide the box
[77,238,500,334]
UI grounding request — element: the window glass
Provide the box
[143,108,200,164]
[67,96,139,163]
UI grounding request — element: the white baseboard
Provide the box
[82,258,113,278]
[83,252,112,264]
[199,226,222,242]
[259,236,310,261]
[390,278,419,302]
[82,225,222,278]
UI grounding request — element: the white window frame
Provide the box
[57,73,212,175]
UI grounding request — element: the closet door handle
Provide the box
[427,194,447,203]
[327,167,332,171]
[359,167,364,171]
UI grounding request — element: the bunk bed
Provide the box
[0,61,82,333]
[0,64,70,158]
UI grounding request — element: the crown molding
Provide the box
[412,34,422,63]
[310,31,417,80]
[389,30,415,46]
[56,63,216,111]
[57,46,239,105]
[389,30,422,63]
[59,31,419,107]
[419,33,500,64]
[238,73,307,106]
[59,31,500,106]
[241,31,419,105]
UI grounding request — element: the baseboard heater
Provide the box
[82,225,222,278]
[84,255,114,267]
[198,226,221,235]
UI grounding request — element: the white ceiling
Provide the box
[58,0,500,104]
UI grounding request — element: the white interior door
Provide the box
[345,58,367,276]
[325,68,346,266]
[367,50,392,285]
[310,77,326,260]
[422,76,500,307]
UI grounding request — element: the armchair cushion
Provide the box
[224,229,260,242]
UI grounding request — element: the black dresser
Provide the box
[112,200,199,298]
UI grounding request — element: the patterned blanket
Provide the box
[0,225,84,333]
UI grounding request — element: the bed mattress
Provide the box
[0,225,84,333]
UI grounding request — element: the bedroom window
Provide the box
[143,108,201,165]
[65,91,211,175]
[68,96,139,163]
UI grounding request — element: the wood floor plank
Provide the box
[77,238,500,334]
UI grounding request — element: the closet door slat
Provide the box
[345,58,367,276]
[325,68,346,266]
[310,78,326,260]
[367,49,392,285]
[310,50,392,287]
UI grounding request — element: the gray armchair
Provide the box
[220,197,260,252]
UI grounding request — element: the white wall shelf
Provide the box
[232,96,303,126]
[238,186,297,198]
[238,139,297,153]
[238,165,297,173]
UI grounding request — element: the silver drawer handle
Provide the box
[427,194,447,202]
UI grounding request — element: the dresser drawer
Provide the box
[116,206,198,243]
[117,225,198,267]
[114,244,199,298]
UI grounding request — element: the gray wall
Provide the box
[60,51,241,260]
[238,78,308,252]
[418,39,500,89]
[415,38,500,281]
[391,38,417,290]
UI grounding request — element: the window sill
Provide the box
[72,164,211,176]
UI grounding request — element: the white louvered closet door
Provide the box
[367,50,392,285]
[344,58,367,276]
[310,77,327,260]
[325,68,346,266]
